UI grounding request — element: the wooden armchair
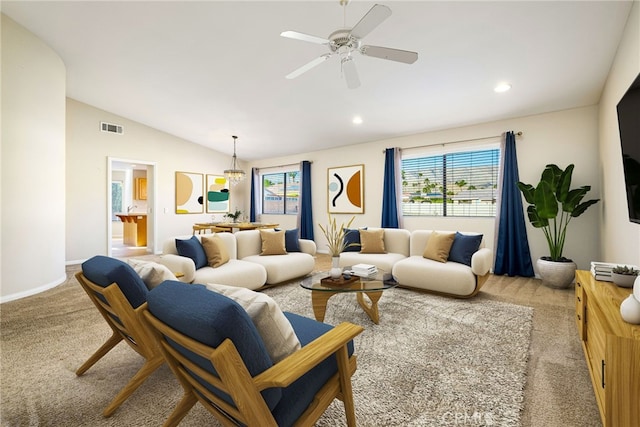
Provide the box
[75,255,164,417]
[142,280,364,427]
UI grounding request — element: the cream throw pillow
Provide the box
[259,229,287,255]
[359,229,386,254]
[127,259,177,290]
[205,283,301,363]
[201,234,230,268]
[423,231,456,263]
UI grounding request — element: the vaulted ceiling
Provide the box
[2,1,633,160]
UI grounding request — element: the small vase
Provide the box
[330,257,342,279]
[620,294,640,324]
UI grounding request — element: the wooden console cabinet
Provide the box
[575,270,640,427]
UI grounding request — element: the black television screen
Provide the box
[616,72,640,224]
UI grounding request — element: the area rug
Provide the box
[1,278,532,426]
[264,284,534,427]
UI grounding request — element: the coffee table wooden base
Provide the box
[311,290,384,324]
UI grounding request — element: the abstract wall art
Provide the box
[206,174,230,213]
[327,164,364,214]
[175,171,203,214]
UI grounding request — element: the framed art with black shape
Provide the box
[205,174,230,213]
[175,171,203,214]
[327,164,364,214]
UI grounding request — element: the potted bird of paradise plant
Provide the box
[517,163,600,288]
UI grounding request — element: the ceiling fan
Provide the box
[281,1,418,89]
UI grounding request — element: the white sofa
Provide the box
[338,228,492,298]
[338,228,411,272]
[159,230,316,289]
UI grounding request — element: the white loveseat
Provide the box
[338,228,492,298]
[159,230,316,290]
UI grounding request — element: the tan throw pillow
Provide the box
[423,231,456,262]
[201,234,230,268]
[259,229,287,255]
[359,229,386,254]
[205,283,301,363]
[127,259,177,290]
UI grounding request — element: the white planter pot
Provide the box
[536,258,577,289]
[612,272,637,288]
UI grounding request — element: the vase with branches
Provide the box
[318,214,356,278]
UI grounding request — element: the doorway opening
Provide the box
[108,158,157,258]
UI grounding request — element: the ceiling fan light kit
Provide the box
[281,2,418,89]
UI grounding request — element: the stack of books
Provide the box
[590,261,616,282]
[351,263,378,277]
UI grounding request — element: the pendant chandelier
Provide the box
[223,135,246,186]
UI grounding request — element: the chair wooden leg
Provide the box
[162,392,198,427]
[76,332,123,376]
[336,346,357,427]
[102,356,165,417]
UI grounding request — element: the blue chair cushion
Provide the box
[175,235,208,269]
[81,255,148,308]
[272,312,355,427]
[448,232,483,266]
[276,228,301,252]
[343,227,366,252]
[147,281,281,410]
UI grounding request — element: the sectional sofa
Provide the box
[159,229,316,289]
[339,228,492,298]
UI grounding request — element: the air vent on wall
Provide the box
[100,121,124,135]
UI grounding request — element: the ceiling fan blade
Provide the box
[350,4,392,39]
[360,45,418,64]
[280,30,329,45]
[341,57,360,89]
[285,54,331,79]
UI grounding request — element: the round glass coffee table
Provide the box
[300,268,397,324]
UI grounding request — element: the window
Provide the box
[111,181,123,221]
[262,170,300,214]
[401,148,500,217]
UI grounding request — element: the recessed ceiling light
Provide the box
[494,83,512,93]
[352,116,363,124]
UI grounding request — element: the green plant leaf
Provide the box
[571,199,600,217]
[517,182,535,204]
[542,164,562,190]
[534,181,558,219]
[526,206,548,228]
[556,164,574,203]
[563,187,589,212]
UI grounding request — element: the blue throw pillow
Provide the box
[448,232,483,266]
[342,227,366,252]
[276,228,301,252]
[176,235,207,269]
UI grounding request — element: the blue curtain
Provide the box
[249,167,259,222]
[494,131,534,277]
[297,160,314,240]
[381,148,400,228]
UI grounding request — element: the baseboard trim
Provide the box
[0,273,67,304]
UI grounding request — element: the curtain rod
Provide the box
[382,131,523,153]
[254,160,312,171]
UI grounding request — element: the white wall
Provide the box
[1,15,67,301]
[66,99,247,262]
[598,1,640,266]
[251,105,601,273]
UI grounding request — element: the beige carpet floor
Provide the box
[0,254,601,426]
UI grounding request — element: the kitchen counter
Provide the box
[116,214,147,246]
